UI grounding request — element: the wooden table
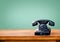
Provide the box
[0,30,60,42]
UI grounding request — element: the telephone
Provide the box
[32,19,55,35]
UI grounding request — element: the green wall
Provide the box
[0,0,60,29]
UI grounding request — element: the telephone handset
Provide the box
[32,19,55,35]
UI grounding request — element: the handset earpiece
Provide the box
[32,20,41,26]
[32,21,38,26]
[49,20,55,26]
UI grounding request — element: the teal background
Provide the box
[0,0,60,29]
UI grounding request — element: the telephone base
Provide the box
[35,31,50,35]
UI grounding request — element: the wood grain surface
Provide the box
[0,30,60,41]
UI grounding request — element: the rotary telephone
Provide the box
[32,19,55,35]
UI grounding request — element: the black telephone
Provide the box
[32,19,55,35]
